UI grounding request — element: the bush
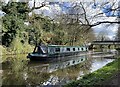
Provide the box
[10,36,23,54]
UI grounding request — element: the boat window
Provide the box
[73,60,75,64]
[81,59,83,61]
[78,48,79,50]
[66,48,70,51]
[81,48,83,51]
[41,46,47,53]
[49,47,54,53]
[67,62,70,65]
[73,48,75,51]
[55,48,60,52]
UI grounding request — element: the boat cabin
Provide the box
[33,45,88,55]
[48,45,88,54]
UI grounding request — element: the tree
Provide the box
[53,2,96,45]
[116,1,120,40]
[96,30,110,41]
[28,13,54,45]
[115,25,120,41]
[1,1,119,47]
[2,2,30,46]
[1,0,49,46]
[52,1,119,43]
[53,1,120,29]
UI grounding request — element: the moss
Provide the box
[64,58,120,87]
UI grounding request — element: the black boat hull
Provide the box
[27,51,86,61]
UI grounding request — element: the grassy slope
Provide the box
[64,58,120,87]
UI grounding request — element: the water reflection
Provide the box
[90,58,114,72]
[28,56,87,73]
[2,53,115,86]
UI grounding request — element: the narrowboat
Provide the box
[27,44,88,60]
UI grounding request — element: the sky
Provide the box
[1,0,120,40]
[93,24,118,39]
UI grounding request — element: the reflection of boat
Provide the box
[27,44,88,60]
[28,56,87,73]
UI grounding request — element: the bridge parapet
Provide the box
[88,41,120,49]
[91,41,120,45]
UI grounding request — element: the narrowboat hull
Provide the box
[27,51,85,61]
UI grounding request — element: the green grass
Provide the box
[64,58,120,87]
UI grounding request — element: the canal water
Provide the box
[1,51,118,86]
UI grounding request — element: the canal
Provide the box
[1,50,119,86]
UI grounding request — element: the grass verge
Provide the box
[64,57,120,87]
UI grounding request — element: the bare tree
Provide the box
[96,30,110,41]
[115,25,120,40]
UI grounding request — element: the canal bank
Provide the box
[64,57,120,87]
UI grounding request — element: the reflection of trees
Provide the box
[2,55,51,86]
[26,67,50,85]
[79,58,93,74]
[2,56,28,85]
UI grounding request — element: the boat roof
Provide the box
[47,45,86,48]
[48,45,65,47]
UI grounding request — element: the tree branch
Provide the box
[90,21,120,27]
[29,0,46,12]
[80,2,90,25]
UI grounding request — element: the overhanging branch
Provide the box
[90,21,120,27]
[29,0,46,12]
[30,4,46,12]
